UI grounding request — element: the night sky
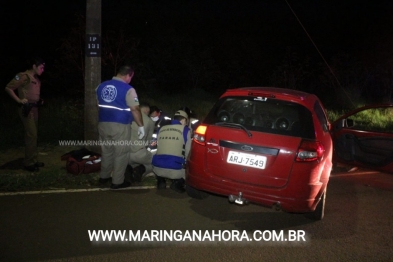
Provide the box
[1,0,393,99]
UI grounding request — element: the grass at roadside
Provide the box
[0,167,157,193]
[0,90,216,193]
[0,169,99,192]
[0,145,157,193]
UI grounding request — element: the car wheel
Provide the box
[305,189,326,220]
[186,184,209,199]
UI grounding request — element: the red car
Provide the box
[331,104,393,174]
[186,87,332,220]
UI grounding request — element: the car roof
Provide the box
[222,87,316,104]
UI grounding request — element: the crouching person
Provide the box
[127,103,155,182]
[152,110,191,193]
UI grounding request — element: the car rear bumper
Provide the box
[186,166,328,213]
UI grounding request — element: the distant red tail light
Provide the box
[296,140,324,162]
[194,125,207,145]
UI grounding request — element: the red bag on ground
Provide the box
[61,148,101,175]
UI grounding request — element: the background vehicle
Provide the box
[186,87,332,220]
[331,104,393,174]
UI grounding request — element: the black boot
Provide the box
[156,175,166,189]
[132,164,146,182]
[124,165,134,183]
[170,178,185,193]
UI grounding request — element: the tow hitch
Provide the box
[228,192,249,205]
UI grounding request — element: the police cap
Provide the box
[174,110,188,120]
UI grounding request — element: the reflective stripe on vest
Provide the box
[98,105,131,111]
[96,79,133,124]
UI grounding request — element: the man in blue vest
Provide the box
[96,65,144,189]
[152,110,191,193]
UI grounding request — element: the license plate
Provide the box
[226,151,266,169]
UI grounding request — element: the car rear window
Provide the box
[204,96,315,139]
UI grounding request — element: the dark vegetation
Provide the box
[1,1,392,150]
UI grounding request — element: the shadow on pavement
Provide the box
[0,158,24,170]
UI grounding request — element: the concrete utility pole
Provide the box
[84,0,101,152]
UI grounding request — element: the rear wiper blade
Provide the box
[215,122,252,137]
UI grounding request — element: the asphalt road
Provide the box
[1,168,392,261]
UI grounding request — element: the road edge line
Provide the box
[0,186,156,196]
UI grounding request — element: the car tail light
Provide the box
[296,140,324,162]
[193,125,207,145]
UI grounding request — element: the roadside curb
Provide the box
[0,186,156,196]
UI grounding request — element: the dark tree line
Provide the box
[46,10,392,110]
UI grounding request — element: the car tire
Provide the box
[305,189,326,220]
[186,184,209,199]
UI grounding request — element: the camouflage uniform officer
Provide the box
[152,110,191,193]
[5,57,45,172]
